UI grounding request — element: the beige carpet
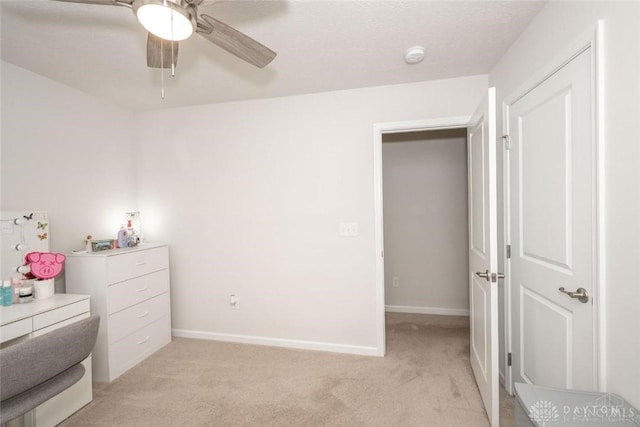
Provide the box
[61,313,514,426]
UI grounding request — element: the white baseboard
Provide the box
[385,305,470,316]
[171,329,381,357]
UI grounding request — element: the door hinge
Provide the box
[506,245,511,259]
[508,352,512,366]
[502,134,510,150]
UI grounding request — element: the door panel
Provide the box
[509,48,594,391]
[521,287,572,388]
[470,129,486,256]
[468,87,499,427]
[520,89,572,271]
[472,275,489,376]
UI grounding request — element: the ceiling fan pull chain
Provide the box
[160,38,165,99]
[171,41,176,77]
[161,68,165,99]
[170,1,176,77]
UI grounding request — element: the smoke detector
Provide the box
[405,46,425,64]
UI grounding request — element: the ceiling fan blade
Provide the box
[147,33,179,69]
[196,14,276,68]
[51,0,132,5]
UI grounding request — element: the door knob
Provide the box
[558,287,589,303]
[475,270,490,280]
[475,270,505,282]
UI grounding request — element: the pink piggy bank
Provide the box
[26,252,66,280]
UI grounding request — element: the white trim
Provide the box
[594,20,607,393]
[502,22,604,392]
[372,115,472,358]
[385,305,470,316]
[172,329,380,357]
[501,99,513,396]
[502,24,600,108]
[375,116,471,135]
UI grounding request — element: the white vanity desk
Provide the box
[0,294,92,427]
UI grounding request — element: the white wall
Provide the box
[489,2,640,407]
[133,75,487,353]
[382,129,469,314]
[0,61,136,289]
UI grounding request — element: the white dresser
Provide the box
[65,243,171,383]
[0,294,92,427]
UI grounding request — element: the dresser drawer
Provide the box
[107,269,169,315]
[34,312,90,337]
[33,299,91,331]
[109,315,171,380]
[0,318,32,344]
[106,246,168,285]
[108,292,170,344]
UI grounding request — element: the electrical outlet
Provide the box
[392,277,400,288]
[230,294,239,310]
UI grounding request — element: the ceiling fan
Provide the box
[53,0,277,71]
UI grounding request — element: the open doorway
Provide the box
[381,128,469,316]
[372,109,507,426]
[372,116,472,356]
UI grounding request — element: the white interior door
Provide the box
[468,87,499,427]
[508,47,595,391]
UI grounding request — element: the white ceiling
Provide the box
[1,0,546,111]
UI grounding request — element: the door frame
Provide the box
[372,116,471,356]
[502,21,605,392]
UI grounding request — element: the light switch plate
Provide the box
[339,222,358,237]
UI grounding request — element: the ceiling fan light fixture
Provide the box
[133,0,196,41]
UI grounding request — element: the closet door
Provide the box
[468,87,499,427]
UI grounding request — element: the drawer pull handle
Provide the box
[135,261,147,266]
[136,311,149,319]
[135,287,148,292]
[137,336,150,345]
